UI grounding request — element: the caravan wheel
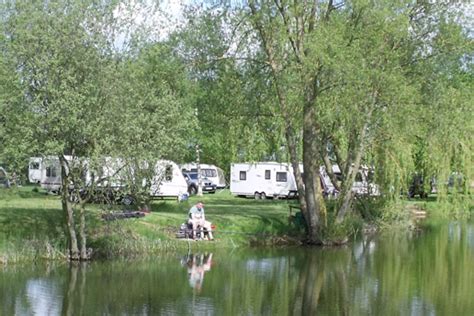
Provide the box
[260,192,266,200]
[254,192,261,200]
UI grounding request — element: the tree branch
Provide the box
[274,0,302,62]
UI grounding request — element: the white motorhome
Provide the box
[180,163,226,188]
[28,157,43,184]
[230,162,301,199]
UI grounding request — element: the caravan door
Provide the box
[40,157,61,192]
[28,158,42,184]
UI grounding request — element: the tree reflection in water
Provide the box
[0,222,472,315]
[62,262,88,316]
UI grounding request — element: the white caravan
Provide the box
[320,165,380,197]
[38,156,120,193]
[38,156,187,200]
[150,160,188,200]
[231,162,379,199]
[180,163,226,188]
[230,162,301,199]
[28,157,43,184]
[40,156,71,193]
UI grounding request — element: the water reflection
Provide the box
[24,278,62,315]
[62,262,88,316]
[181,253,213,292]
[0,221,473,315]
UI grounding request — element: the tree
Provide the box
[1,0,194,259]
[238,0,472,240]
[171,9,287,172]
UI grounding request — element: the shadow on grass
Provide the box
[0,206,65,240]
[0,205,102,240]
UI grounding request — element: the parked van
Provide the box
[230,162,301,199]
[180,163,226,188]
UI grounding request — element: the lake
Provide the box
[1,221,473,315]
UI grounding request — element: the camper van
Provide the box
[180,163,226,188]
[230,162,301,199]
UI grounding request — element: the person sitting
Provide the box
[188,202,214,240]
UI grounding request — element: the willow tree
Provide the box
[245,0,336,243]
[240,0,472,241]
[406,18,473,201]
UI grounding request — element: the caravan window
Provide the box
[30,162,40,170]
[276,172,287,182]
[355,172,363,182]
[165,165,173,181]
[367,170,374,182]
[202,169,217,178]
[46,166,57,178]
[239,171,247,181]
[265,170,271,180]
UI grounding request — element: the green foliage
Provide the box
[1,0,472,251]
[319,213,363,244]
[171,10,286,170]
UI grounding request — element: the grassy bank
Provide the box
[0,186,303,262]
[0,186,471,262]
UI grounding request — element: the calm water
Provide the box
[1,221,473,316]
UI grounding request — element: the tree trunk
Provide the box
[62,264,78,316]
[60,156,80,260]
[79,203,88,260]
[287,129,308,227]
[336,120,369,223]
[303,102,324,243]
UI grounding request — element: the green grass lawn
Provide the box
[1,185,470,262]
[0,186,301,261]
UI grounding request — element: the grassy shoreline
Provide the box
[1,186,471,263]
[0,186,304,262]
